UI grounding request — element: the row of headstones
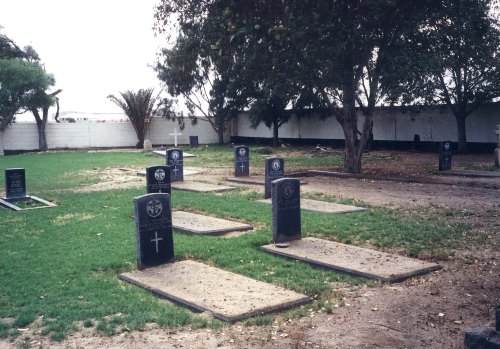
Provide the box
[137,165,298,270]
[238,143,456,174]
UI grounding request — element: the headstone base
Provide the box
[143,139,153,151]
[118,260,310,322]
[464,326,500,349]
[0,195,57,211]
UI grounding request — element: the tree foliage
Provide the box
[108,88,161,149]
[384,0,500,153]
[155,14,250,145]
[0,58,54,131]
[155,0,498,170]
[0,32,60,151]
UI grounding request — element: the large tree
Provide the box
[108,89,160,148]
[386,0,500,153]
[0,58,55,132]
[155,19,250,145]
[0,32,61,151]
[155,0,438,173]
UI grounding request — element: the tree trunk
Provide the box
[32,109,48,151]
[218,128,224,145]
[272,120,279,147]
[455,113,468,153]
[38,121,48,151]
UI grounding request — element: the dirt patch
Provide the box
[2,151,498,349]
[71,167,145,192]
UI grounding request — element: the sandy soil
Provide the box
[2,151,499,349]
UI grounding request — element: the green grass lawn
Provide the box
[0,149,468,341]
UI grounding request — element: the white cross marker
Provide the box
[172,167,180,176]
[151,231,163,253]
[169,128,182,147]
[240,163,246,173]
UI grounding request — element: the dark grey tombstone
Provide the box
[166,148,184,182]
[146,166,171,195]
[234,145,250,177]
[464,308,500,349]
[189,136,199,148]
[272,178,301,243]
[439,141,452,171]
[264,157,284,199]
[5,168,27,199]
[134,193,174,270]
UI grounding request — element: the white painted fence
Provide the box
[1,117,228,151]
[0,104,498,153]
[235,103,500,143]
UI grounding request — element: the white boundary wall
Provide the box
[235,104,500,143]
[1,104,498,152]
[1,117,227,151]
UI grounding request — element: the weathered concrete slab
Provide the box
[0,195,57,211]
[153,150,196,158]
[261,237,441,283]
[226,176,307,185]
[257,198,368,214]
[137,167,202,177]
[172,211,253,236]
[172,181,236,193]
[434,169,500,178]
[119,260,310,322]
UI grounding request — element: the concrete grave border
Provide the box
[171,181,236,193]
[261,237,442,283]
[0,195,57,211]
[172,211,253,236]
[118,260,311,322]
[257,198,368,214]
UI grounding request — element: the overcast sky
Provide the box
[0,0,167,114]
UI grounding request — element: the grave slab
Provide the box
[153,150,196,158]
[118,260,310,322]
[257,198,368,214]
[261,237,441,283]
[433,169,500,178]
[137,167,202,177]
[226,176,307,186]
[0,195,57,211]
[172,211,253,236]
[171,181,236,193]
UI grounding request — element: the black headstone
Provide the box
[189,136,199,148]
[439,141,452,171]
[134,193,174,270]
[166,148,184,182]
[146,166,171,195]
[264,157,284,199]
[234,145,250,177]
[5,168,27,199]
[272,178,301,243]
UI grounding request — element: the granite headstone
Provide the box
[495,125,499,168]
[166,148,184,182]
[146,166,171,195]
[134,193,174,270]
[439,141,452,171]
[5,168,26,199]
[264,157,284,199]
[189,136,199,148]
[234,145,250,177]
[272,178,301,243]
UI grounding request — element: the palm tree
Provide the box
[108,88,158,148]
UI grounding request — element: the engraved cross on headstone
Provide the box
[151,231,163,253]
[169,128,182,147]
